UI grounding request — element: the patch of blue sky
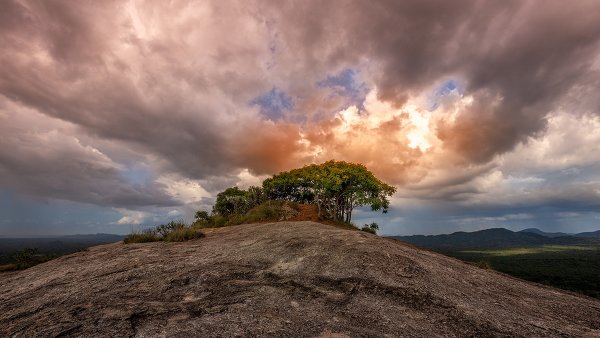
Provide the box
[120,166,152,186]
[427,79,464,111]
[317,68,368,108]
[250,87,294,121]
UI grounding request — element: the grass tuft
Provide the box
[0,263,19,272]
[124,221,205,244]
[164,227,205,242]
[123,230,161,244]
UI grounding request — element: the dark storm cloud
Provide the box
[264,0,600,162]
[0,100,178,208]
[1,0,600,233]
[0,0,281,181]
[3,0,600,180]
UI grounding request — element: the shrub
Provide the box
[125,221,206,244]
[0,263,19,272]
[155,220,186,237]
[14,248,40,266]
[9,248,55,269]
[360,222,379,235]
[123,229,161,244]
[194,210,210,222]
[475,261,493,270]
[212,215,227,227]
[225,200,300,226]
[164,227,205,242]
[193,215,227,228]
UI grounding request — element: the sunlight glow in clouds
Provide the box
[1,0,600,235]
[405,107,432,152]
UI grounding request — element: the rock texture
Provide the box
[1,221,600,337]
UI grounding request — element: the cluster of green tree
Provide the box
[195,160,396,227]
[443,245,600,299]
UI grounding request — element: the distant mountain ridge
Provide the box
[390,227,600,249]
[518,228,600,238]
[518,228,572,238]
[572,230,600,238]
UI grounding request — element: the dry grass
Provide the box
[164,227,205,242]
[123,231,161,244]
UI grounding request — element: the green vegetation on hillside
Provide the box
[125,161,394,243]
[442,245,600,299]
[0,248,57,272]
[361,222,380,234]
[0,234,124,272]
[262,161,396,223]
[124,220,204,244]
[196,160,395,227]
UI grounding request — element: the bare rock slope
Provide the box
[1,221,599,337]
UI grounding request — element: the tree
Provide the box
[194,210,210,222]
[263,160,396,223]
[246,186,265,206]
[212,187,253,217]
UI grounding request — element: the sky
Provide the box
[1,0,600,237]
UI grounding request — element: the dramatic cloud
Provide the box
[0,98,178,208]
[1,0,599,235]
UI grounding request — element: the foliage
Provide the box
[262,160,396,223]
[194,210,210,222]
[164,227,205,242]
[155,220,186,237]
[442,245,600,299]
[124,221,204,244]
[211,215,228,227]
[0,236,123,272]
[5,248,55,270]
[213,186,265,217]
[0,248,56,272]
[14,248,41,266]
[192,213,227,228]
[194,160,395,228]
[225,200,300,226]
[361,222,379,235]
[123,229,161,244]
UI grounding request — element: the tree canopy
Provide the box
[206,160,396,224]
[262,160,396,223]
[212,186,255,217]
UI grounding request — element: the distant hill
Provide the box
[0,234,124,265]
[390,228,597,249]
[518,228,572,238]
[575,230,600,238]
[519,228,600,238]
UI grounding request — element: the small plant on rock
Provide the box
[361,222,379,235]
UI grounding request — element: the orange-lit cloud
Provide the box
[1,0,600,234]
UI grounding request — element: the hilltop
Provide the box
[1,221,599,337]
